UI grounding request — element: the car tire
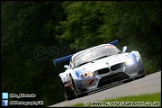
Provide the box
[59,76,77,100]
[69,74,78,98]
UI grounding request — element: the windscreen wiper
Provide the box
[93,55,110,61]
[77,61,91,67]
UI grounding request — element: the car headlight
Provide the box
[80,72,94,78]
[125,58,134,65]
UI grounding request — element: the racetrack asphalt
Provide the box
[49,71,161,107]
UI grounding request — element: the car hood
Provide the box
[74,53,129,72]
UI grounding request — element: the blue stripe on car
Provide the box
[131,53,137,63]
[75,70,84,78]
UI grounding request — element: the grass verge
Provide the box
[69,92,161,107]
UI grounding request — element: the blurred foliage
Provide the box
[1,1,161,106]
[57,1,161,73]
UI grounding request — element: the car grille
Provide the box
[98,72,129,87]
[111,63,124,71]
[97,68,110,75]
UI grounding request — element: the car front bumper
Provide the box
[74,62,145,94]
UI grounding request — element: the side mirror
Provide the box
[64,65,70,69]
[122,46,127,53]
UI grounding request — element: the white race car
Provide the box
[53,40,146,100]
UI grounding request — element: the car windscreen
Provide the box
[73,45,120,68]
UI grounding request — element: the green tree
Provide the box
[1,1,66,106]
[56,1,161,74]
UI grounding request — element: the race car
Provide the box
[53,40,146,100]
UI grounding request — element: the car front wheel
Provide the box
[59,76,77,100]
